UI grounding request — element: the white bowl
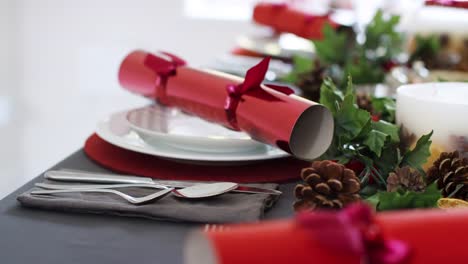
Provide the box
[126,105,267,154]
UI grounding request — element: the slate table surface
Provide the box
[0,150,297,264]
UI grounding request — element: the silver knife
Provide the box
[44,170,282,195]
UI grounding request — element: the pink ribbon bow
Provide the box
[426,0,468,8]
[224,57,294,130]
[143,51,186,104]
[296,203,411,264]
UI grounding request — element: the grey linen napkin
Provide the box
[17,181,279,223]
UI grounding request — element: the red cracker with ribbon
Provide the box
[426,0,468,9]
[252,2,338,39]
[118,50,333,160]
[185,204,468,264]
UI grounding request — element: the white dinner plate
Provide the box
[126,105,266,153]
[236,33,315,59]
[96,110,289,165]
[208,54,292,81]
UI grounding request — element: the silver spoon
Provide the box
[172,182,238,198]
[34,182,239,199]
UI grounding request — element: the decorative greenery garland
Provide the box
[285,10,459,211]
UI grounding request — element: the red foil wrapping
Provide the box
[426,0,468,9]
[118,50,333,160]
[185,207,468,264]
[252,2,338,39]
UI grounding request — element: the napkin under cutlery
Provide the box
[17,180,279,223]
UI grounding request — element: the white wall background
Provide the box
[0,0,256,198]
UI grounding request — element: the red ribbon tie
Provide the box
[297,203,411,264]
[144,51,186,104]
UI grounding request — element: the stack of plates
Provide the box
[96,105,289,165]
[236,33,315,60]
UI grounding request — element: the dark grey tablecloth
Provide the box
[0,150,297,264]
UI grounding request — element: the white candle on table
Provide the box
[396,82,468,153]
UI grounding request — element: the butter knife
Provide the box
[44,170,282,196]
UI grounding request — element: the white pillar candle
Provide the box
[396,82,468,153]
[402,6,468,36]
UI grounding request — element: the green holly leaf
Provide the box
[374,143,401,180]
[376,183,441,211]
[344,75,354,97]
[363,130,387,157]
[372,120,399,143]
[293,55,314,73]
[400,131,433,170]
[355,119,373,141]
[360,184,379,197]
[409,34,441,64]
[344,57,385,85]
[335,93,371,141]
[281,55,314,84]
[319,78,344,115]
[364,10,401,59]
[371,97,396,123]
[313,24,348,65]
[310,10,401,87]
[365,192,380,210]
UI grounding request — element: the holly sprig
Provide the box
[281,55,315,84]
[363,10,402,61]
[319,78,434,200]
[409,34,442,65]
[284,10,403,90]
[313,24,348,66]
[371,96,396,123]
[320,77,400,178]
[366,132,439,211]
[285,9,443,210]
[367,183,441,211]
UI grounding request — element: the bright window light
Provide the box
[183,0,259,21]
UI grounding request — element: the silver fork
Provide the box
[35,182,168,190]
[30,187,174,205]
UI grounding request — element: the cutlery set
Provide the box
[31,170,281,205]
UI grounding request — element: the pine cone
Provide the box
[296,62,326,102]
[427,151,468,199]
[387,166,426,192]
[356,92,373,113]
[294,160,360,211]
